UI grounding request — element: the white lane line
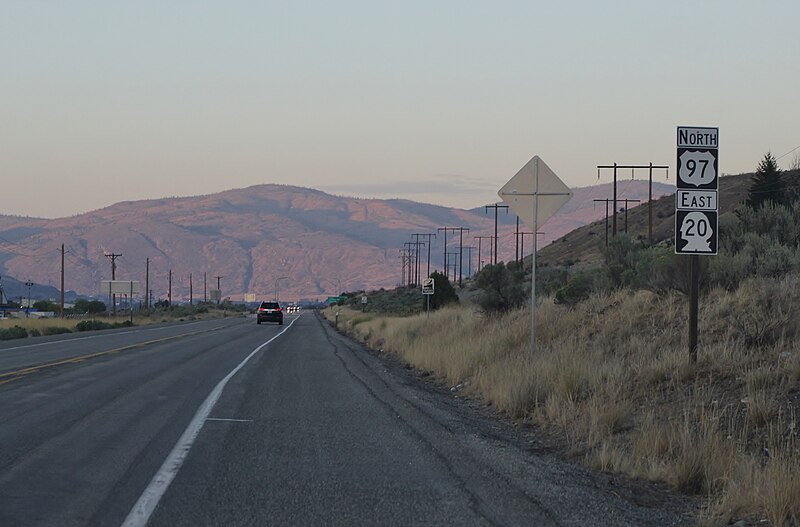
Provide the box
[205,418,253,422]
[121,314,300,527]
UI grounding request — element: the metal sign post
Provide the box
[498,156,573,353]
[422,278,434,318]
[675,126,719,363]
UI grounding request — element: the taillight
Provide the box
[275,307,282,312]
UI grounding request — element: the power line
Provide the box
[777,144,800,160]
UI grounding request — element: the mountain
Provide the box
[0,181,673,302]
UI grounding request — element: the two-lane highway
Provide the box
[0,315,287,526]
[0,313,692,526]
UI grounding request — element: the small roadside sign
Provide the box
[361,296,368,304]
[422,278,434,295]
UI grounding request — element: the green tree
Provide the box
[427,271,458,310]
[32,300,59,312]
[747,152,785,209]
[74,298,106,314]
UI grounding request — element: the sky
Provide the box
[2,1,798,218]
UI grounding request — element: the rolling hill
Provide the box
[0,181,673,302]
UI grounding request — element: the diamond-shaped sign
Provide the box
[498,156,572,230]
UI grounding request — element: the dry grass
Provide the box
[0,317,86,332]
[0,308,235,337]
[323,274,800,524]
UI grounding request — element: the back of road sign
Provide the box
[498,156,573,230]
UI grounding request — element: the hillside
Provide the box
[0,181,671,302]
[538,172,754,268]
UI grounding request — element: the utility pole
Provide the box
[413,233,436,280]
[412,233,436,283]
[403,242,415,286]
[597,163,668,242]
[203,272,207,303]
[399,249,406,286]
[485,204,509,265]
[445,251,460,280]
[515,216,520,263]
[189,273,193,306]
[145,257,150,309]
[60,243,65,318]
[436,227,449,277]
[410,234,426,286]
[519,232,533,268]
[593,198,612,247]
[437,227,460,280]
[168,269,173,307]
[474,236,493,273]
[104,253,121,317]
[463,246,475,277]
[25,280,33,317]
[399,248,411,287]
[620,198,642,234]
[455,227,470,287]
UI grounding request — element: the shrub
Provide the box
[536,266,570,296]
[74,299,107,314]
[472,263,526,312]
[42,326,73,336]
[76,320,115,332]
[554,271,595,306]
[428,271,459,311]
[604,234,643,288]
[708,250,751,290]
[635,245,695,294]
[0,326,28,340]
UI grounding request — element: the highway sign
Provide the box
[677,149,718,190]
[361,296,368,304]
[100,280,141,295]
[676,126,718,255]
[675,210,718,254]
[677,190,717,210]
[422,278,434,295]
[498,156,573,231]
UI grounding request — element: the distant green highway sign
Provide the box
[326,296,347,304]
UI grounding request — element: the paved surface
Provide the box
[0,313,695,526]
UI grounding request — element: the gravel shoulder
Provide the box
[319,311,699,526]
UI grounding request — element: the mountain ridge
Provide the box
[0,181,674,301]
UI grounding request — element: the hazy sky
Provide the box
[2,1,798,218]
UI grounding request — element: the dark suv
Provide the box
[257,301,283,325]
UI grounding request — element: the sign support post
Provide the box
[422,277,434,319]
[675,126,719,363]
[689,255,699,362]
[530,161,539,350]
[498,156,572,353]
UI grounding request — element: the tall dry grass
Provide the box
[325,274,800,524]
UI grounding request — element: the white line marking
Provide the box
[121,315,300,527]
[205,418,253,422]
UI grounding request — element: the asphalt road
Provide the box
[0,313,694,526]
